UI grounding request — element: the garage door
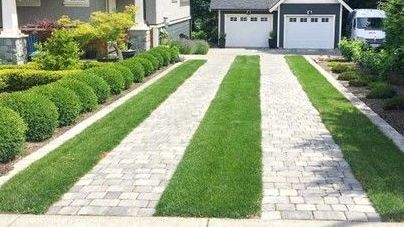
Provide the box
[284,15,335,49]
[225,14,273,48]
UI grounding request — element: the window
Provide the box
[356,17,384,30]
[16,0,40,6]
[321,18,330,23]
[230,17,238,22]
[240,17,247,22]
[311,18,318,23]
[63,0,89,7]
[289,18,297,22]
[251,17,258,22]
[300,18,308,22]
[261,17,268,22]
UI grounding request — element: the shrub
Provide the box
[366,82,396,99]
[70,71,111,104]
[156,47,173,64]
[330,63,352,74]
[0,92,59,142]
[134,58,154,76]
[31,84,81,127]
[0,69,79,92]
[384,96,404,110]
[338,70,361,81]
[121,60,145,82]
[171,39,193,54]
[87,67,125,95]
[193,40,209,55]
[358,49,392,77]
[0,107,27,163]
[339,38,355,61]
[148,50,164,68]
[138,53,159,70]
[109,64,133,89]
[169,46,180,63]
[349,79,369,87]
[57,79,98,112]
[33,29,80,70]
[150,49,169,66]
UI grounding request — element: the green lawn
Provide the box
[155,56,262,218]
[0,60,205,214]
[286,56,404,222]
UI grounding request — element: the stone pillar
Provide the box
[128,0,151,51]
[0,0,27,64]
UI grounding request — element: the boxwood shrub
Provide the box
[138,53,159,70]
[169,46,180,63]
[148,50,164,68]
[110,64,134,89]
[87,67,125,95]
[0,107,27,163]
[57,79,98,113]
[153,48,170,66]
[70,71,111,104]
[134,58,154,76]
[31,84,82,127]
[121,60,145,83]
[0,92,59,142]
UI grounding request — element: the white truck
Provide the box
[347,9,386,47]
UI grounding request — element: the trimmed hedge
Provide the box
[0,107,27,163]
[0,92,59,142]
[169,46,180,63]
[57,79,98,113]
[154,48,171,66]
[138,53,159,70]
[121,60,145,82]
[0,69,79,93]
[31,84,82,127]
[70,71,111,104]
[110,65,134,89]
[87,67,125,95]
[148,50,164,68]
[134,58,154,76]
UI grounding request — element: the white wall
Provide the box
[153,0,190,25]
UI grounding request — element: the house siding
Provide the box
[166,19,191,39]
[279,4,341,48]
[0,0,106,27]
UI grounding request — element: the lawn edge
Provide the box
[304,56,404,153]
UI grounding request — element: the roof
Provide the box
[210,0,280,10]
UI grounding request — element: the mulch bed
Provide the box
[0,65,172,176]
[316,57,404,137]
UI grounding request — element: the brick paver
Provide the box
[48,56,235,216]
[260,54,380,222]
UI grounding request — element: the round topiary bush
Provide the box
[32,84,81,127]
[153,48,170,66]
[0,92,59,142]
[139,53,159,70]
[87,67,125,95]
[121,60,145,83]
[0,107,27,163]
[148,50,164,68]
[57,79,98,113]
[134,58,154,76]
[169,46,180,63]
[110,64,134,89]
[71,71,111,104]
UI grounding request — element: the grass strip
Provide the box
[0,60,206,214]
[155,56,262,218]
[286,56,404,221]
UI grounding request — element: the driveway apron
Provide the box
[260,54,380,222]
[47,55,235,216]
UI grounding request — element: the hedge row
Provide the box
[0,46,180,163]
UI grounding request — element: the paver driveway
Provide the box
[260,54,379,221]
[48,54,235,216]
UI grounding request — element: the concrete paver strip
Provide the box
[48,55,235,216]
[260,54,380,221]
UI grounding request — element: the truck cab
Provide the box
[347,9,386,47]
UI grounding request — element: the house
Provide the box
[0,0,191,64]
[210,0,353,49]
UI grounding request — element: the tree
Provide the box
[191,0,217,43]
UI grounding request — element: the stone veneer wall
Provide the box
[128,29,151,52]
[0,37,27,64]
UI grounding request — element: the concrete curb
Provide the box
[0,62,182,188]
[0,214,402,227]
[305,56,404,154]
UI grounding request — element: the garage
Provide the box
[284,15,335,49]
[225,14,273,48]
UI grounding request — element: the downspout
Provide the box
[339,4,343,46]
[218,10,221,46]
[277,6,280,48]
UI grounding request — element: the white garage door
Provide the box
[225,14,273,48]
[284,15,335,49]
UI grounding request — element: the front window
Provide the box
[356,18,384,30]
